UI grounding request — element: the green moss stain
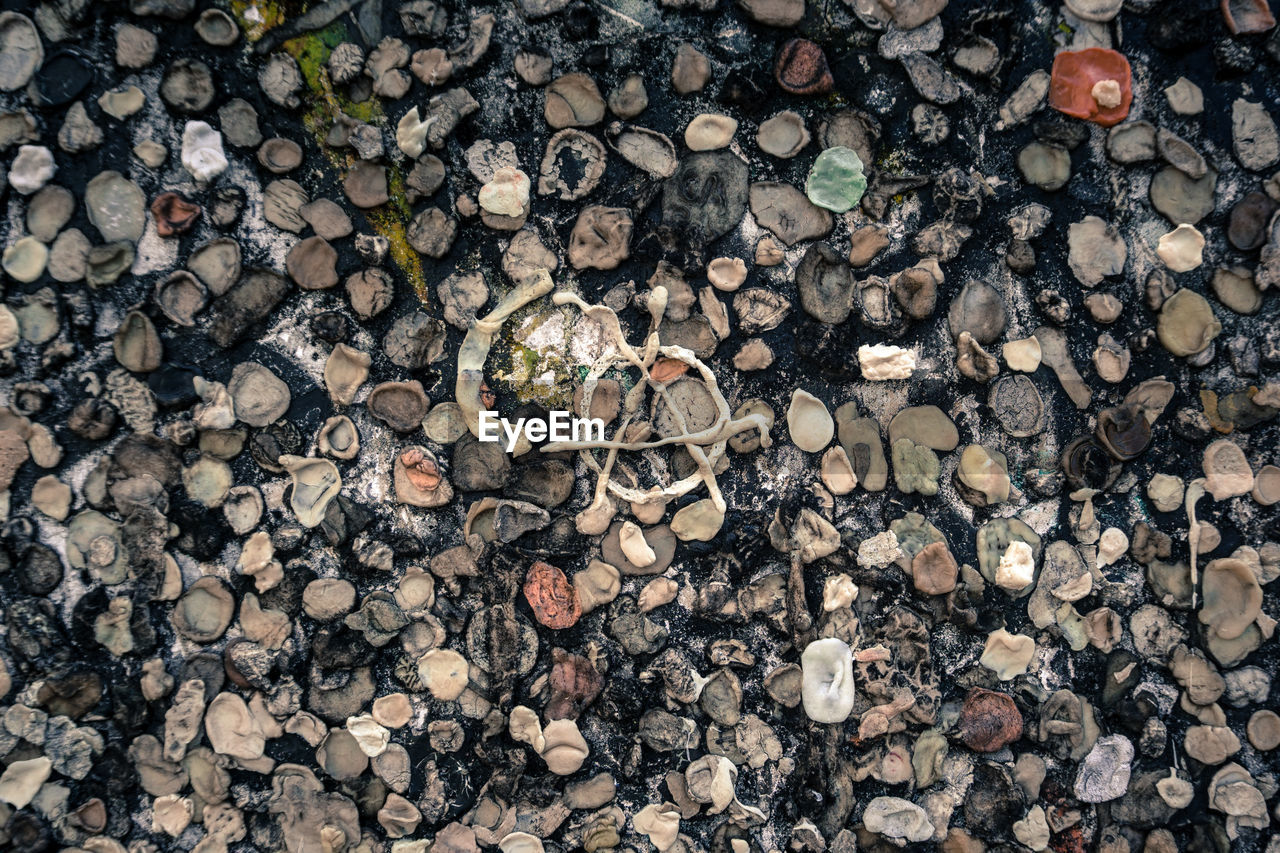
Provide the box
[490,306,577,409]
[876,148,908,174]
[870,149,916,210]
[480,287,644,412]
[230,0,284,42]
[231,3,429,304]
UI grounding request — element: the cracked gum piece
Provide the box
[1048,48,1133,128]
[1221,0,1277,35]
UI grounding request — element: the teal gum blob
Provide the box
[805,146,867,213]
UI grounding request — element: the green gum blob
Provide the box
[890,438,940,497]
[805,145,867,213]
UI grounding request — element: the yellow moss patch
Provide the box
[368,208,428,302]
[229,7,428,305]
[230,0,285,42]
[876,149,908,173]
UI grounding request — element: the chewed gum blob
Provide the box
[1049,48,1133,127]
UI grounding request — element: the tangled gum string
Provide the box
[456,269,772,529]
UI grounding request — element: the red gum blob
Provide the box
[1048,48,1133,128]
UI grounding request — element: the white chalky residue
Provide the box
[1020,499,1064,538]
[517,309,564,351]
[230,156,298,271]
[568,314,610,365]
[132,216,179,276]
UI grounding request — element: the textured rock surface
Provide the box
[0,3,1276,852]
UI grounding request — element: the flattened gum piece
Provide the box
[838,416,887,491]
[1048,48,1133,127]
[1034,326,1092,410]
